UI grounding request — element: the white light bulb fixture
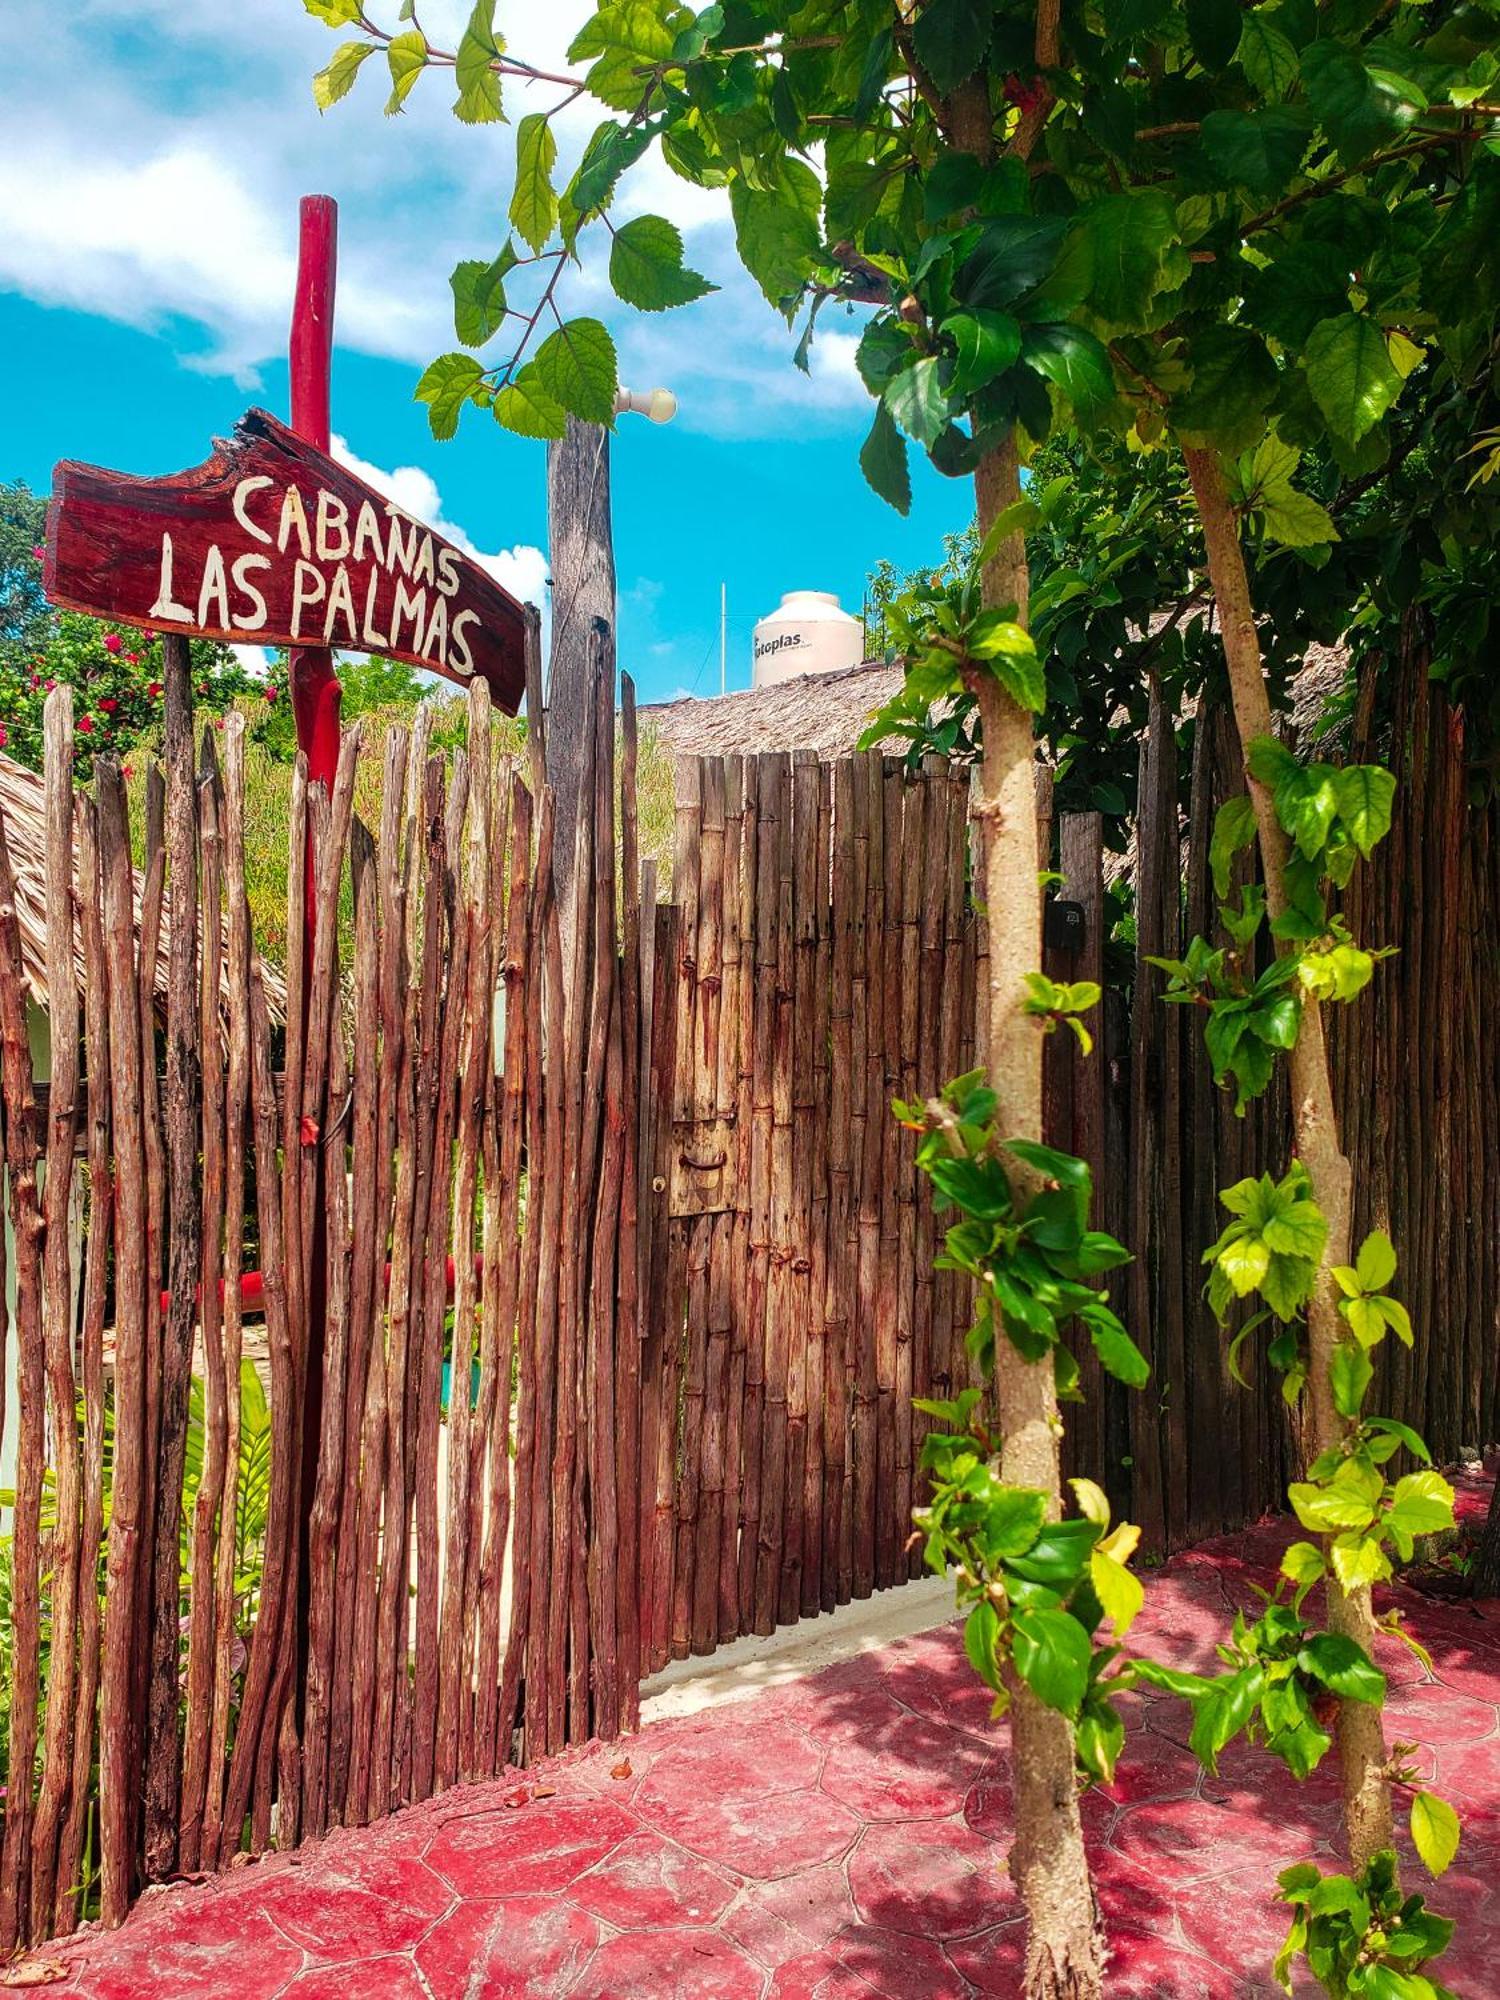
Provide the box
[614,385,678,424]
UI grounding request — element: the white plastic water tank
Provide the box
[752,590,864,689]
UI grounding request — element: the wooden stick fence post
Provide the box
[95,755,149,1927]
[0,743,48,1954]
[29,691,83,1933]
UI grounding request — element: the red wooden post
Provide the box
[289,195,342,792]
[289,196,338,1724]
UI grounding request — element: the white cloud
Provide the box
[0,0,866,442]
[331,434,548,607]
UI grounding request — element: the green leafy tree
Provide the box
[0,514,254,779]
[248,650,430,763]
[0,613,253,782]
[0,480,50,648]
[300,3,1497,1989]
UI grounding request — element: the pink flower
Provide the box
[104,633,123,655]
[0,726,8,749]
[147,681,162,699]
[30,674,41,690]
[32,544,44,560]
[265,685,278,703]
[123,764,134,779]
[125,651,140,664]
[214,716,225,731]
[77,715,94,734]
[99,697,118,714]
[44,678,56,692]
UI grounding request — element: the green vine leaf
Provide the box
[511,114,559,253]
[1011,1605,1092,1718]
[609,215,716,311]
[454,0,504,124]
[414,351,487,440]
[533,317,619,425]
[1305,314,1406,446]
[1410,1792,1461,1878]
[859,402,911,515]
[493,365,568,440]
[313,40,375,110]
[910,0,992,96]
[384,29,429,117]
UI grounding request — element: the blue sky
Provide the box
[1,1,971,706]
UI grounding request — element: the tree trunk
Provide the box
[1183,445,1394,1869]
[546,414,616,939]
[970,440,1105,2000]
[939,54,1102,1998]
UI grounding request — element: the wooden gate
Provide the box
[640,750,979,1665]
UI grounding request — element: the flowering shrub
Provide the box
[0,611,254,780]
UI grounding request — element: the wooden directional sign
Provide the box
[45,406,529,713]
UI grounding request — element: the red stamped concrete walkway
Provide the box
[40,1475,1499,1998]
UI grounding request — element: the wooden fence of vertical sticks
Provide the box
[1114,657,1500,1552]
[1,635,1495,1951]
[0,621,647,1952]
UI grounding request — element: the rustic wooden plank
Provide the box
[690,1213,726,1658]
[223,763,306,1854]
[1059,812,1108,1485]
[499,785,556,1762]
[302,904,354,1837]
[910,760,947,1558]
[895,766,923,1579]
[551,660,595,1751]
[476,773,530,1773]
[411,750,468,1796]
[639,901,681,1669]
[714,762,748,1643]
[1127,692,1170,1551]
[29,692,84,1932]
[825,758,856,1609]
[583,643,623,1738]
[615,680,646,1718]
[527,780,569,1754]
[178,745,225,1874]
[347,728,411,1823]
[134,764,167,1832]
[734,762,766,1634]
[328,807,385,1821]
[436,685,494,1789]
[197,719,250,1864]
[690,763,728,1654]
[289,724,362,1834]
[754,753,792,1634]
[94,757,150,1923]
[804,759,833,1612]
[0,738,49,1952]
[144,634,202,1880]
[47,408,529,708]
[850,752,879,1601]
[871,764,903,1590]
[56,796,111,1932]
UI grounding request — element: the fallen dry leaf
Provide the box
[532,1785,557,1800]
[2,1959,69,1988]
[610,1758,633,1781]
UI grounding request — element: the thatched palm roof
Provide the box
[643,661,905,761]
[0,751,286,1023]
[642,643,1354,764]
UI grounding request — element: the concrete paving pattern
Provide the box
[36,1480,1500,1997]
